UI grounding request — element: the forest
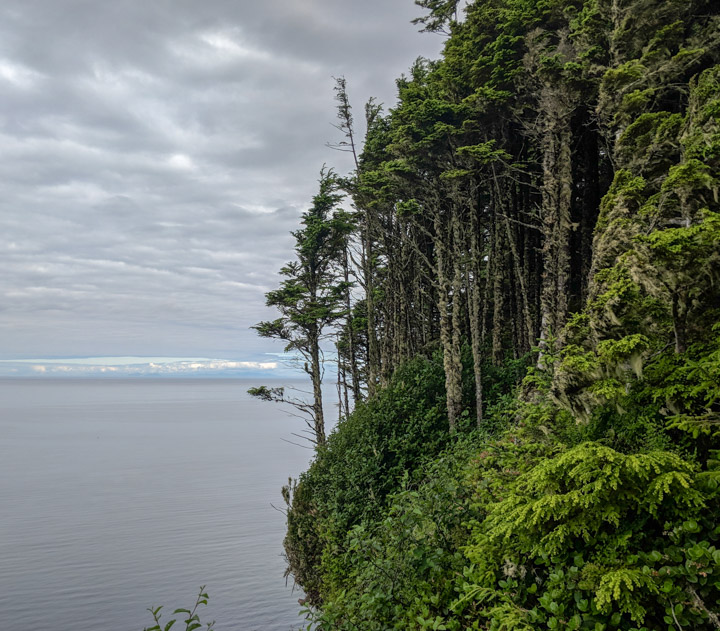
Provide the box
[251,0,720,629]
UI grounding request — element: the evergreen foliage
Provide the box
[251,168,353,444]
[250,0,720,629]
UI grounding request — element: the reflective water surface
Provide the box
[0,378,312,630]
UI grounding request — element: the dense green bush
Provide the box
[293,392,720,630]
[306,429,560,631]
[309,436,480,630]
[285,352,453,605]
[282,29,720,631]
[287,330,720,630]
[284,347,526,613]
[456,443,720,630]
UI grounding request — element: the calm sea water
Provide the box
[0,378,316,630]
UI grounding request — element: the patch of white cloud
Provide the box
[167,153,195,170]
[0,356,278,377]
[39,179,110,204]
[168,28,322,76]
[0,58,42,88]
[236,203,278,215]
[199,31,272,63]
[89,63,159,90]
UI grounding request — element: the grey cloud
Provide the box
[0,0,443,365]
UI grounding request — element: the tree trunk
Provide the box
[434,205,462,434]
[336,336,345,423]
[481,212,495,346]
[364,213,380,397]
[450,205,465,428]
[580,124,601,302]
[309,328,325,445]
[672,293,687,354]
[343,245,361,403]
[467,203,484,426]
[538,110,573,361]
[492,211,506,365]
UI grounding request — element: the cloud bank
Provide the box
[0,0,443,366]
[0,357,279,378]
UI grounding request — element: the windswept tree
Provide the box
[327,76,364,407]
[412,0,463,34]
[250,169,351,446]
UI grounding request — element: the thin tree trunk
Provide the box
[341,343,350,419]
[434,206,462,434]
[581,124,600,302]
[343,245,361,403]
[488,160,535,353]
[538,112,573,361]
[336,336,345,423]
[365,214,379,397]
[481,211,495,346]
[467,203,484,426]
[450,205,465,428]
[309,329,325,445]
[492,211,506,365]
[672,293,687,354]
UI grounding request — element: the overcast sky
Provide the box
[0,0,443,376]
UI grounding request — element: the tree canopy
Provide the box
[253,0,720,627]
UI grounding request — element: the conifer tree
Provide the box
[250,169,351,445]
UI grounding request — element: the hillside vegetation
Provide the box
[257,1,720,629]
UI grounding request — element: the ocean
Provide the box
[0,378,317,630]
